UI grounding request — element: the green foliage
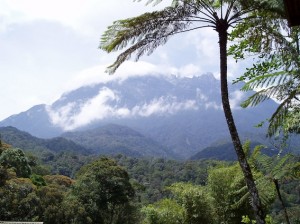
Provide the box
[114,155,220,203]
[229,1,300,137]
[0,145,76,223]
[69,157,136,224]
[208,163,256,223]
[142,182,215,224]
[30,174,46,187]
[0,177,40,221]
[100,0,264,74]
[0,147,32,178]
[242,215,275,224]
[167,182,215,223]
[48,151,92,177]
[36,182,71,224]
[250,150,300,224]
[142,198,186,224]
[0,137,298,223]
[0,165,8,186]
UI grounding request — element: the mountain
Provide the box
[62,124,173,158]
[0,125,171,158]
[190,141,280,161]
[0,105,62,138]
[0,73,278,159]
[0,126,90,155]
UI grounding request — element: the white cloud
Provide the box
[0,0,171,36]
[186,29,219,64]
[205,101,222,110]
[0,0,250,122]
[48,87,120,130]
[178,64,201,77]
[48,91,198,131]
[196,88,209,101]
[195,88,222,110]
[64,60,177,92]
[132,97,198,117]
[230,90,245,110]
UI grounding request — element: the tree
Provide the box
[229,0,300,137]
[229,9,300,221]
[100,0,267,222]
[0,175,40,221]
[251,151,300,224]
[36,176,74,224]
[0,147,32,178]
[68,157,136,224]
[207,163,259,223]
[141,182,215,224]
[167,182,215,223]
[142,198,186,224]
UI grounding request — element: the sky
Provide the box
[0,0,249,121]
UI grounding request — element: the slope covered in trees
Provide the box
[1,139,299,223]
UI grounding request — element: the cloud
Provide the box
[230,90,245,110]
[195,88,222,110]
[0,0,171,36]
[48,87,120,130]
[47,89,198,131]
[0,0,250,122]
[204,101,222,110]
[132,97,198,117]
[63,61,177,92]
[178,64,202,77]
[63,60,214,98]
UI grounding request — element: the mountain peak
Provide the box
[200,72,216,80]
[0,73,277,159]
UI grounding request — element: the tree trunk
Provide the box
[274,179,290,224]
[217,20,266,224]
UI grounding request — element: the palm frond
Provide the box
[100,3,216,74]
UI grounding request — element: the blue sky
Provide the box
[0,0,248,121]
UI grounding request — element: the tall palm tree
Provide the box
[100,0,266,222]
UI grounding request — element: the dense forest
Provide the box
[1,0,300,223]
[1,139,300,223]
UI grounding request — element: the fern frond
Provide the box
[241,86,283,108]
[241,71,290,91]
[268,89,299,136]
[100,3,217,74]
[231,190,249,209]
[233,176,275,209]
[134,0,179,7]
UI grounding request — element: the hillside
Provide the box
[62,124,173,158]
[0,125,173,159]
[0,126,90,155]
[190,141,280,161]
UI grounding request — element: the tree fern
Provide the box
[100,1,275,222]
[251,149,300,224]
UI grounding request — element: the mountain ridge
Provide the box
[0,124,172,158]
[0,73,278,158]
